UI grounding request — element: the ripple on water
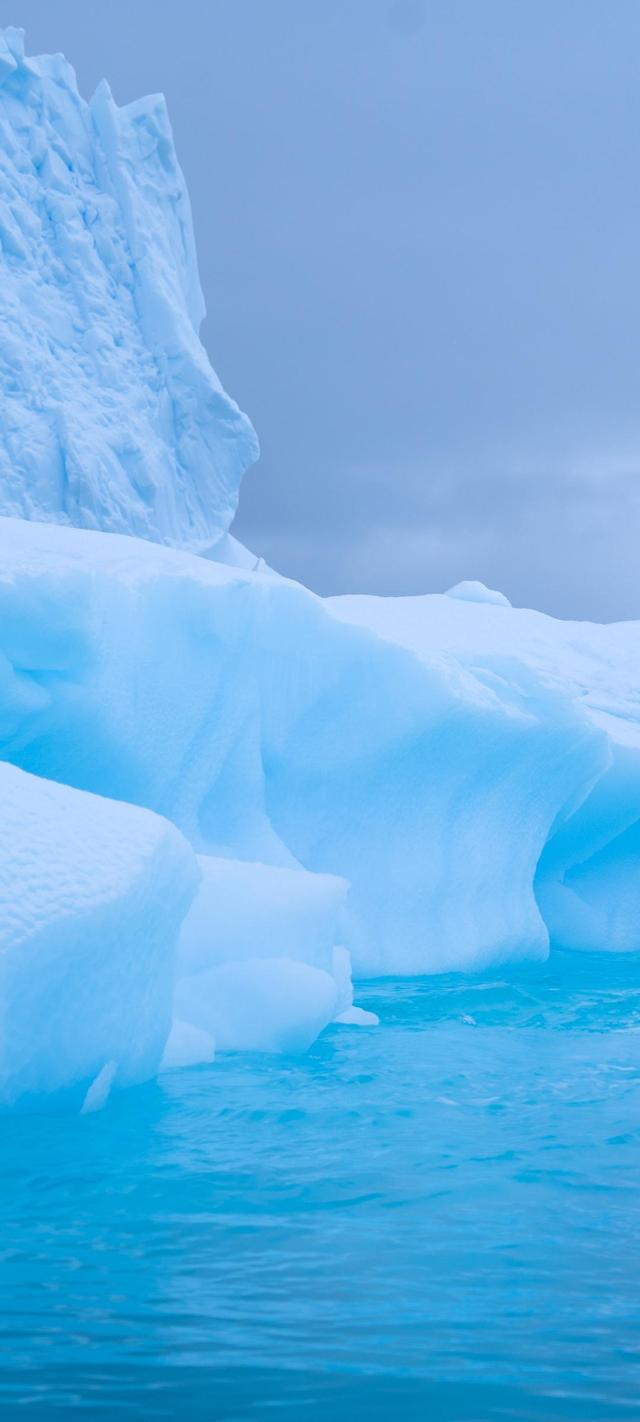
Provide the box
[0,951,639,1420]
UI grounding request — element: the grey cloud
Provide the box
[8,0,640,621]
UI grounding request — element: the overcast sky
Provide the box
[6,1,640,618]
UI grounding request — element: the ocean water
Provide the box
[1,952,639,1421]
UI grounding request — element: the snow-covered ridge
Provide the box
[0,27,258,549]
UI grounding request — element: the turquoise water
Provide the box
[1,952,640,1420]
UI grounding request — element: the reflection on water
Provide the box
[1,952,640,1419]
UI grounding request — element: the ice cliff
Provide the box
[1,30,639,1111]
[0,27,257,550]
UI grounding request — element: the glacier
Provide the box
[0,29,639,1110]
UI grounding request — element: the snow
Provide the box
[0,28,258,550]
[0,28,639,1110]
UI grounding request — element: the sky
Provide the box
[5,0,640,619]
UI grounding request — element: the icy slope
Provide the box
[0,518,636,979]
[0,760,198,1110]
[0,27,257,549]
[331,588,640,957]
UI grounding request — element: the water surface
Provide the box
[1,952,639,1420]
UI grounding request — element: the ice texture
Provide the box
[0,28,258,549]
[0,517,638,991]
[330,591,640,963]
[0,760,198,1110]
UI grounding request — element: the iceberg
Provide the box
[0,760,198,1110]
[0,27,258,550]
[330,591,640,963]
[0,514,636,986]
[0,29,639,1109]
[174,855,350,1053]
